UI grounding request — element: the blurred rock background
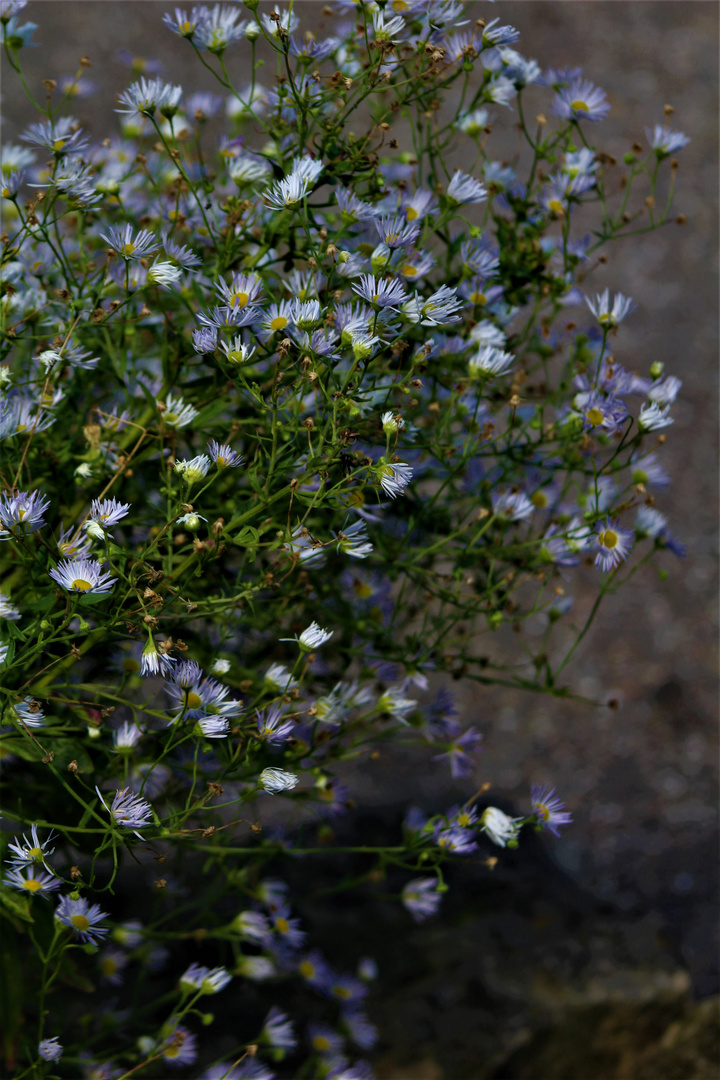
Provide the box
[3,2,718,1076]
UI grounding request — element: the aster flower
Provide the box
[7,824,56,866]
[531,784,573,836]
[401,878,442,922]
[140,636,175,677]
[256,705,295,745]
[638,401,674,431]
[375,214,420,250]
[90,497,130,530]
[377,460,412,499]
[553,77,610,122]
[99,223,160,260]
[219,337,256,366]
[161,1027,198,1067]
[116,76,182,118]
[11,696,45,727]
[161,393,199,428]
[111,919,144,949]
[49,557,116,595]
[99,947,129,986]
[594,517,635,572]
[21,116,89,155]
[308,1024,344,1057]
[259,767,299,794]
[162,6,209,39]
[585,289,636,328]
[436,826,477,854]
[147,260,182,287]
[631,452,670,489]
[264,664,298,692]
[297,621,333,651]
[403,285,464,327]
[271,904,306,948]
[480,806,522,847]
[352,274,407,309]
[576,391,628,433]
[112,722,142,752]
[447,170,487,205]
[38,1038,63,1063]
[192,326,218,354]
[229,153,272,187]
[56,895,109,943]
[235,956,276,983]
[215,271,264,310]
[646,124,689,157]
[0,489,50,538]
[96,786,153,836]
[180,962,232,994]
[492,490,534,521]
[433,727,483,779]
[468,345,514,377]
[343,1009,377,1051]
[232,909,271,944]
[336,520,373,559]
[0,593,20,620]
[175,454,211,484]
[647,375,682,406]
[262,1006,297,1051]
[4,865,60,897]
[162,234,202,269]
[261,6,299,38]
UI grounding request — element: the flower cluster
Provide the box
[0,1,687,1076]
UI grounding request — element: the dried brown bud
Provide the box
[67,759,79,774]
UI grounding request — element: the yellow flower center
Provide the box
[164,1044,180,1059]
[598,529,618,549]
[406,207,418,221]
[353,580,373,599]
[531,491,549,508]
[548,198,564,215]
[313,1036,331,1051]
[230,291,249,308]
[570,99,589,113]
[401,264,417,277]
[71,914,90,932]
[536,803,550,821]
[585,407,604,427]
[186,691,203,710]
[23,878,43,892]
[53,139,67,152]
[121,242,136,256]
[299,960,315,978]
[275,917,289,934]
[123,658,140,674]
[101,957,118,976]
[28,846,43,861]
[332,986,351,1000]
[470,292,486,305]
[71,579,93,592]
[270,315,288,331]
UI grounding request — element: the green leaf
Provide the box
[0,885,34,924]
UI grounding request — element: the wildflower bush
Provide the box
[0,0,689,1076]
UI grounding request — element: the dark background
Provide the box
[3,3,718,1076]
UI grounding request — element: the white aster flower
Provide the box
[258,767,299,794]
[480,806,522,847]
